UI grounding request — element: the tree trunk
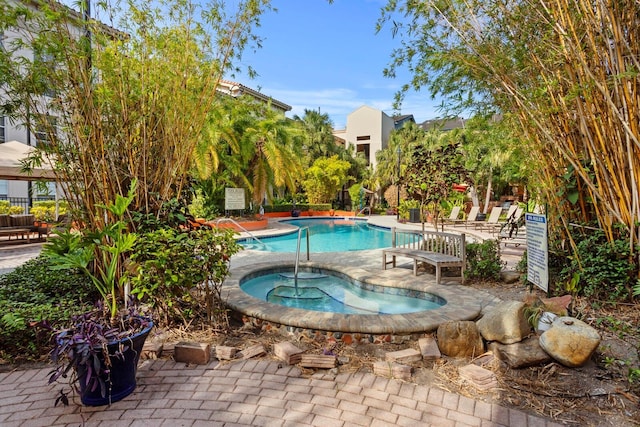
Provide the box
[483,166,493,214]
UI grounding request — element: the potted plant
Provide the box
[44,181,154,406]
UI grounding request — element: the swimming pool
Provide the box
[240,218,391,252]
[241,270,445,314]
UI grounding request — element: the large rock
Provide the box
[437,321,484,358]
[476,300,531,344]
[540,295,572,316]
[488,336,552,368]
[539,316,601,367]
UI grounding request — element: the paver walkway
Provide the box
[1,358,562,426]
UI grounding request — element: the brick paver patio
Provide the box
[0,358,564,426]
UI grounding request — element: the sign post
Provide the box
[225,188,246,214]
[525,213,549,293]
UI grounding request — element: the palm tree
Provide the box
[293,109,337,163]
[373,121,426,193]
[243,106,303,203]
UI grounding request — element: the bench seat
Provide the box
[382,228,466,284]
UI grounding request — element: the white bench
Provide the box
[382,228,466,284]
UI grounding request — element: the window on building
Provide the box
[34,49,57,98]
[37,182,56,198]
[0,116,5,143]
[0,180,7,198]
[356,135,371,141]
[35,115,57,147]
[356,143,370,165]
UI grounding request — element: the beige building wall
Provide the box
[339,105,395,170]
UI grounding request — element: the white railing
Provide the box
[294,226,310,294]
[214,217,266,248]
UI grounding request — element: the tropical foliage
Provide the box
[302,156,352,204]
[379,0,640,295]
[379,0,639,246]
[0,0,271,230]
[403,131,468,230]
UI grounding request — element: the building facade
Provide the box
[332,105,396,170]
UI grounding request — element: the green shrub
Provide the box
[398,199,419,221]
[0,257,96,362]
[559,229,637,301]
[131,227,240,328]
[30,200,68,222]
[0,201,23,214]
[465,239,505,280]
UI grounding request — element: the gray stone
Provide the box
[476,300,532,344]
[539,316,601,368]
[500,270,521,284]
[489,336,552,368]
[436,321,485,358]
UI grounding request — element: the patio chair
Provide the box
[441,205,462,225]
[498,207,525,238]
[453,206,480,228]
[476,206,504,232]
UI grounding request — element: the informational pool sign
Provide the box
[525,213,549,292]
[225,188,245,211]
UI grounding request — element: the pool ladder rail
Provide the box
[294,226,310,295]
[214,217,267,249]
[356,207,371,216]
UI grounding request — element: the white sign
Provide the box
[225,188,246,210]
[525,213,549,292]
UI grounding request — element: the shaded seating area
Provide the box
[0,214,39,243]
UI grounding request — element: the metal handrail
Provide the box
[356,206,371,216]
[294,226,310,294]
[214,218,266,247]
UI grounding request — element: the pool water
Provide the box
[240,271,445,315]
[240,218,391,252]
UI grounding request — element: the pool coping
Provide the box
[223,261,483,335]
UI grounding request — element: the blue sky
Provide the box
[230,0,444,129]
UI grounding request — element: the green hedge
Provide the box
[0,257,97,362]
[263,203,332,213]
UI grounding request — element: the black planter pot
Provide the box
[77,321,153,406]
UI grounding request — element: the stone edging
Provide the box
[223,261,484,335]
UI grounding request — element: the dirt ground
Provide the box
[190,278,640,427]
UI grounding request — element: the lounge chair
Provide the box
[504,204,518,221]
[452,206,480,228]
[498,207,525,238]
[441,206,462,225]
[476,206,504,232]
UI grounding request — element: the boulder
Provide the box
[539,317,601,367]
[500,270,520,284]
[476,300,531,344]
[437,321,484,358]
[488,336,552,368]
[540,295,572,316]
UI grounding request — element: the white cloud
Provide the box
[263,86,446,130]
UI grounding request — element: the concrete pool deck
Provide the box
[225,260,489,337]
[227,215,517,334]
